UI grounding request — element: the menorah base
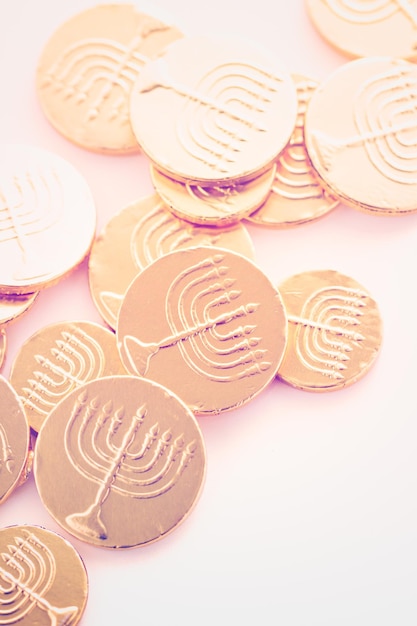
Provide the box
[47,603,79,626]
[66,505,108,540]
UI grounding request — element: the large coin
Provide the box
[34,376,206,548]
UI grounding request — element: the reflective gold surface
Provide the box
[34,376,206,548]
[117,247,287,414]
[0,293,38,327]
[88,194,255,329]
[130,35,297,184]
[0,377,30,505]
[0,330,5,371]
[0,525,88,625]
[36,4,182,153]
[246,75,339,227]
[306,0,417,60]
[0,145,96,294]
[277,270,382,391]
[151,165,276,226]
[305,57,417,215]
[10,321,127,433]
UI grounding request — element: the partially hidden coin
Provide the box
[0,524,88,625]
[88,194,256,329]
[246,75,339,227]
[0,377,30,505]
[0,330,5,371]
[117,247,287,414]
[34,376,206,548]
[36,4,182,153]
[10,321,127,433]
[130,35,298,184]
[276,269,382,391]
[304,57,417,215]
[306,0,417,61]
[151,164,276,226]
[0,292,38,327]
[0,144,96,294]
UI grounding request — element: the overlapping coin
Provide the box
[34,376,206,548]
[0,293,38,327]
[304,57,417,215]
[9,321,127,433]
[0,331,6,371]
[0,144,96,294]
[0,525,88,625]
[276,270,382,391]
[36,4,182,153]
[0,377,31,505]
[117,246,288,414]
[88,194,256,329]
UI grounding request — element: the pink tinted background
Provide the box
[1,1,417,625]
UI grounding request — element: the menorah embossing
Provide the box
[323,0,417,27]
[64,391,196,540]
[184,182,241,215]
[20,326,105,418]
[139,58,283,174]
[0,167,63,281]
[0,426,14,476]
[312,66,417,184]
[0,530,78,626]
[41,17,169,125]
[288,285,368,380]
[123,253,271,380]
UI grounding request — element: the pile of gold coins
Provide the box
[4,0,417,621]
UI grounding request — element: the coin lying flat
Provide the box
[0,377,30,505]
[0,144,96,294]
[34,376,206,548]
[151,164,276,226]
[0,525,88,625]
[117,247,287,414]
[276,270,382,391]
[130,35,297,184]
[0,292,38,327]
[304,57,417,215]
[88,194,255,329]
[36,4,182,153]
[306,0,417,61]
[246,75,339,227]
[10,321,127,433]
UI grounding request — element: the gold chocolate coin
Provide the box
[36,4,182,153]
[305,57,417,215]
[0,292,38,327]
[0,525,88,625]
[306,0,417,61]
[34,376,206,548]
[277,270,382,391]
[150,165,276,226]
[247,75,339,227]
[130,35,297,184]
[117,247,287,414]
[0,377,30,505]
[10,321,127,433]
[0,144,96,294]
[88,194,255,329]
[0,330,5,371]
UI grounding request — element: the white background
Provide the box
[1,1,417,625]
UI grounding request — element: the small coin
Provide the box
[10,321,127,433]
[117,247,287,414]
[0,525,88,625]
[0,377,30,505]
[246,75,339,227]
[88,194,256,329]
[0,144,96,294]
[36,4,182,153]
[304,57,417,215]
[0,330,5,371]
[34,376,206,548]
[276,269,382,391]
[130,35,297,184]
[306,0,417,61]
[0,292,38,327]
